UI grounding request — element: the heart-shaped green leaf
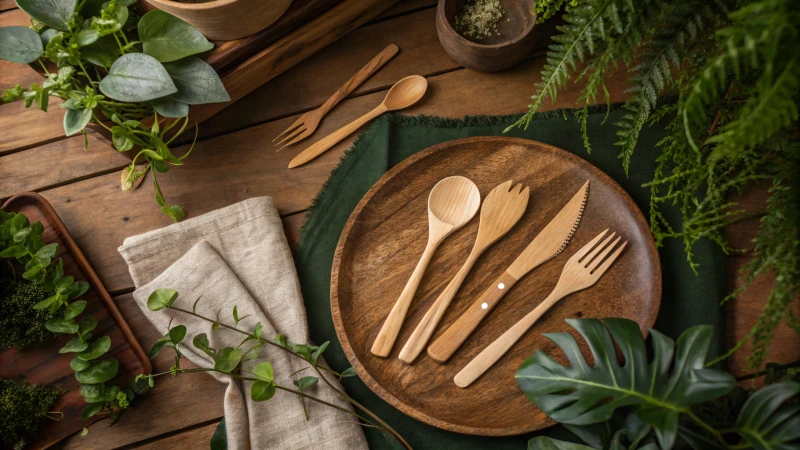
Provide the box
[0,26,44,63]
[139,10,213,63]
[214,347,243,373]
[169,325,187,344]
[64,107,92,136]
[100,53,177,102]
[163,57,230,105]
[60,335,89,353]
[147,288,178,311]
[250,380,276,402]
[253,362,274,383]
[293,376,318,392]
[16,0,76,31]
[75,358,119,384]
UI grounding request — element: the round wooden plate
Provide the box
[331,137,661,436]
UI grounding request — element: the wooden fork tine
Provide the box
[592,240,627,276]
[274,125,307,148]
[580,231,615,264]
[575,229,608,260]
[588,236,621,271]
[273,117,305,143]
[277,128,312,150]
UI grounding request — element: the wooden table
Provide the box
[1,2,798,448]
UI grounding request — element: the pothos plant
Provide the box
[520,0,799,371]
[140,288,411,450]
[0,0,230,222]
[0,210,146,423]
[518,318,800,450]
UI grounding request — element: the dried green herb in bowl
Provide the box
[454,0,506,40]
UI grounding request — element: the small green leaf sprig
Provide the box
[0,210,140,423]
[141,288,410,449]
[0,0,230,222]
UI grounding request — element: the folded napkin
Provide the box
[118,197,367,450]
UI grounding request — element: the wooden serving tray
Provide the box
[331,137,661,435]
[0,193,151,449]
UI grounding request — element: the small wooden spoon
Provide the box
[288,75,428,168]
[371,176,481,358]
[399,180,530,364]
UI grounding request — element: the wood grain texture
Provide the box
[26,55,633,295]
[188,0,401,126]
[436,0,540,72]
[0,194,150,450]
[0,0,16,12]
[0,134,129,200]
[371,176,480,357]
[196,6,457,140]
[143,0,293,41]
[275,44,400,149]
[133,421,221,449]
[331,137,661,435]
[398,179,530,364]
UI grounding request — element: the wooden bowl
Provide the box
[331,137,662,435]
[143,0,293,41]
[436,0,539,72]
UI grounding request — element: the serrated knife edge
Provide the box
[506,180,590,279]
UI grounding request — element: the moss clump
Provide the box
[0,379,62,450]
[0,275,57,350]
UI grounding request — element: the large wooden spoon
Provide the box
[371,176,481,358]
[399,180,530,364]
[288,75,428,168]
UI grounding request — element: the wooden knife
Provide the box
[426,180,590,363]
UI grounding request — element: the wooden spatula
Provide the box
[398,180,530,364]
[454,229,628,388]
[427,181,590,363]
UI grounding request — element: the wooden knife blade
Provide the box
[427,180,590,363]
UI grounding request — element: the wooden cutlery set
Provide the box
[273,44,429,169]
[372,176,628,387]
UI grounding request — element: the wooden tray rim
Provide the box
[1,192,152,376]
[330,136,662,436]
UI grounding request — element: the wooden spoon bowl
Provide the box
[436,0,540,72]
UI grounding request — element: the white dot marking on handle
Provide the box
[481,303,488,309]
[497,283,505,289]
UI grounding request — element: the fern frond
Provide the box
[614,1,726,173]
[507,0,631,131]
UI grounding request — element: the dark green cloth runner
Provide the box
[293,108,727,449]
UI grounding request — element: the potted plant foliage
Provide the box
[0,0,231,222]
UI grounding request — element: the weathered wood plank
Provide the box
[0,134,129,200]
[726,256,800,377]
[197,7,458,140]
[0,0,16,12]
[36,56,631,295]
[134,422,221,450]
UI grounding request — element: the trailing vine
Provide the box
[0,210,141,423]
[514,0,799,371]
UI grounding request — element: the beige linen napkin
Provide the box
[118,197,367,450]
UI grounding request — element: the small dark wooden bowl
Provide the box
[436,0,538,72]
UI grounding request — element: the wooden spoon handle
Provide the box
[399,251,480,364]
[288,104,387,168]
[371,240,438,357]
[427,271,518,363]
[318,44,399,116]
[454,291,562,388]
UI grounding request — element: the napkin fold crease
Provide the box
[119,197,368,450]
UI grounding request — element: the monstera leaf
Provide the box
[516,318,737,449]
[736,381,800,450]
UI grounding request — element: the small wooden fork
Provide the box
[273,44,399,149]
[454,229,627,388]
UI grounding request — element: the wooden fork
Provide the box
[398,180,530,364]
[273,44,399,149]
[454,229,627,388]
